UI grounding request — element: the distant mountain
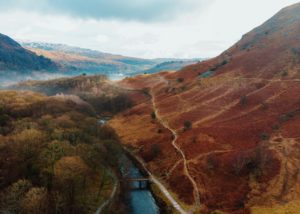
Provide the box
[141,60,200,75]
[22,42,200,77]
[22,42,157,75]
[0,34,57,72]
[0,35,200,85]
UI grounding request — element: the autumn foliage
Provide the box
[0,91,122,214]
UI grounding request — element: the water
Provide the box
[97,116,112,125]
[119,155,159,214]
[98,118,159,214]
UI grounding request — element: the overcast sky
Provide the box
[0,0,298,59]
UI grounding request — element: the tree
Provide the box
[75,144,104,170]
[39,141,74,190]
[21,187,48,214]
[54,156,89,183]
[103,139,122,167]
[54,156,90,214]
[232,145,272,179]
[14,129,46,161]
[0,90,128,213]
[0,180,32,213]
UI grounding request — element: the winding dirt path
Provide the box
[150,86,201,212]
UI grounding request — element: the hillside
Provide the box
[0,34,57,71]
[108,3,300,213]
[12,75,117,96]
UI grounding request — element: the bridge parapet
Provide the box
[127,177,151,190]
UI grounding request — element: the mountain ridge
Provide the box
[0,33,58,72]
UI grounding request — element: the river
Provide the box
[98,118,159,214]
[119,155,159,214]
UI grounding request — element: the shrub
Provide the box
[279,111,296,123]
[291,47,300,56]
[177,77,184,83]
[260,132,270,141]
[232,146,272,179]
[207,154,218,170]
[183,121,192,131]
[151,111,156,120]
[240,95,248,106]
[281,71,288,77]
[221,59,228,66]
[232,152,247,175]
[180,86,187,91]
[272,124,280,130]
[0,114,9,126]
[150,144,161,159]
[142,88,150,96]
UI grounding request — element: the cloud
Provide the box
[0,0,211,21]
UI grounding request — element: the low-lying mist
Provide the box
[0,71,67,88]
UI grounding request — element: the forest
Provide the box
[0,91,125,214]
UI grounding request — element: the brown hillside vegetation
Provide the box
[109,3,300,213]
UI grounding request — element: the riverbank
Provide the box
[122,148,171,214]
[99,117,185,213]
[122,147,188,214]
